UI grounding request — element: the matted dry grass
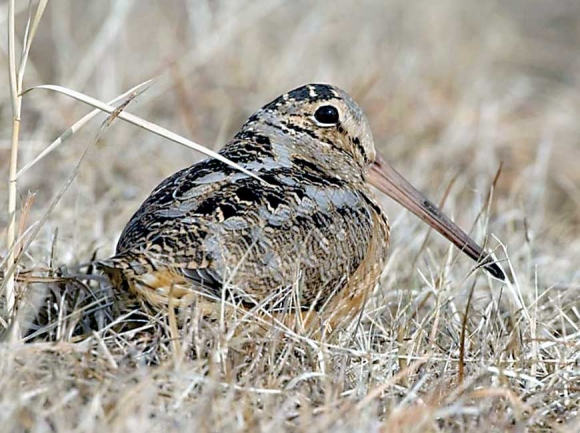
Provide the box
[1,1,579,431]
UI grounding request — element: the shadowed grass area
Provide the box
[1,1,579,431]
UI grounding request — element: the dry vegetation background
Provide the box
[1,0,580,432]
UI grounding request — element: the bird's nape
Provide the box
[365,154,505,280]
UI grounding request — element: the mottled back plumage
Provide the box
[99,84,389,326]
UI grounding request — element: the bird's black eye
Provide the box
[314,105,340,125]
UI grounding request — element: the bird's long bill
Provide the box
[366,154,505,280]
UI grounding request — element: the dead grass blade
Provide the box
[17,79,155,178]
[23,84,268,185]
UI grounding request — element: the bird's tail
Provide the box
[94,254,136,290]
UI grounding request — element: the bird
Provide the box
[98,83,504,331]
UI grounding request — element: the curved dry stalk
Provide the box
[24,84,267,185]
[17,79,155,179]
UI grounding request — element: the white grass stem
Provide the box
[24,84,267,185]
[4,0,49,342]
[17,79,155,178]
[5,0,21,340]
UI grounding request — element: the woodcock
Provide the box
[99,84,504,329]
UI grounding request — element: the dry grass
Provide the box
[1,1,580,431]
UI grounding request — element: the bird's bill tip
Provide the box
[366,154,505,281]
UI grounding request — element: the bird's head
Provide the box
[246,83,505,280]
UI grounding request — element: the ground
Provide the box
[0,1,579,431]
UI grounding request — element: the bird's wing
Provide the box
[109,152,382,308]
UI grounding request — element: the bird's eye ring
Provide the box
[313,105,340,126]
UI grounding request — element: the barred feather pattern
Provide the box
[98,84,390,326]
